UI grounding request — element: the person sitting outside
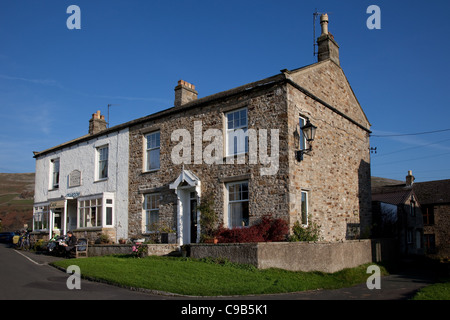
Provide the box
[62,231,77,258]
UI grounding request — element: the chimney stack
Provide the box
[89,110,107,135]
[406,170,415,187]
[174,80,198,107]
[317,14,340,66]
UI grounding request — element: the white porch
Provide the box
[169,169,201,246]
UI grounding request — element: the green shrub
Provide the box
[289,221,321,242]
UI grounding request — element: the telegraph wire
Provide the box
[375,137,450,157]
[371,128,450,137]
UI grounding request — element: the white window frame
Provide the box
[97,145,109,180]
[77,194,114,229]
[50,158,60,190]
[226,181,249,228]
[301,191,309,226]
[225,108,248,156]
[105,198,114,227]
[79,197,103,228]
[145,131,160,172]
[33,205,50,231]
[144,193,160,233]
[299,116,307,151]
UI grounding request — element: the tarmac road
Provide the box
[0,243,437,301]
[0,243,163,300]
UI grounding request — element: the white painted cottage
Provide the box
[32,111,129,242]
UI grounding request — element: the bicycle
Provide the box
[17,232,31,250]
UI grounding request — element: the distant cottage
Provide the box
[32,14,372,246]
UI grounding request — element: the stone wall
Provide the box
[128,81,291,239]
[88,244,179,257]
[424,204,450,257]
[286,61,372,241]
[190,239,394,273]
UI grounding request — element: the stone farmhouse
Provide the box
[414,177,450,258]
[32,14,372,246]
[372,171,424,256]
[372,171,450,259]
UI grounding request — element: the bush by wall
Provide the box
[216,215,289,243]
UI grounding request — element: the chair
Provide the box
[75,238,88,258]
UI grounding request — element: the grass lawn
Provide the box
[52,255,387,296]
[412,279,450,300]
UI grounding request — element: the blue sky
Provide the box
[1,0,449,182]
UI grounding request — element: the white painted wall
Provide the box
[34,128,129,240]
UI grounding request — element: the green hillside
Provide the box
[0,173,35,232]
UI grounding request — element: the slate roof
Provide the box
[371,190,413,206]
[413,179,450,205]
[371,176,450,206]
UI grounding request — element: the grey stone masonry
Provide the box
[127,65,371,242]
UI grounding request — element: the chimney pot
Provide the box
[174,80,198,107]
[89,110,107,135]
[406,170,415,186]
[320,13,329,35]
[317,13,340,66]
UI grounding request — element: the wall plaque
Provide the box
[69,170,81,188]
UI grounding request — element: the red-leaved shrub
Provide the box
[216,215,289,243]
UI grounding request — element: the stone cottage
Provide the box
[414,177,450,258]
[126,14,372,245]
[372,171,424,256]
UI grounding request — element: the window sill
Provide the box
[142,168,160,174]
[223,152,248,161]
[74,227,103,232]
[94,178,108,183]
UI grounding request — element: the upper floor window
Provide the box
[410,199,416,217]
[226,108,248,156]
[97,145,109,180]
[146,131,160,171]
[422,205,435,225]
[299,117,307,151]
[51,158,60,189]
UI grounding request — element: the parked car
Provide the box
[0,232,17,243]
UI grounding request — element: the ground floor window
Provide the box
[33,205,49,231]
[301,191,309,225]
[144,193,160,233]
[78,195,114,228]
[227,181,249,228]
[79,198,102,228]
[424,234,436,253]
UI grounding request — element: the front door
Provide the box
[190,192,198,243]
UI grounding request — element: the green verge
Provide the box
[412,280,450,300]
[52,255,387,296]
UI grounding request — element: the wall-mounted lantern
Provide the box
[296,119,317,162]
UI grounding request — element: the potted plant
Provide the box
[160,222,176,244]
